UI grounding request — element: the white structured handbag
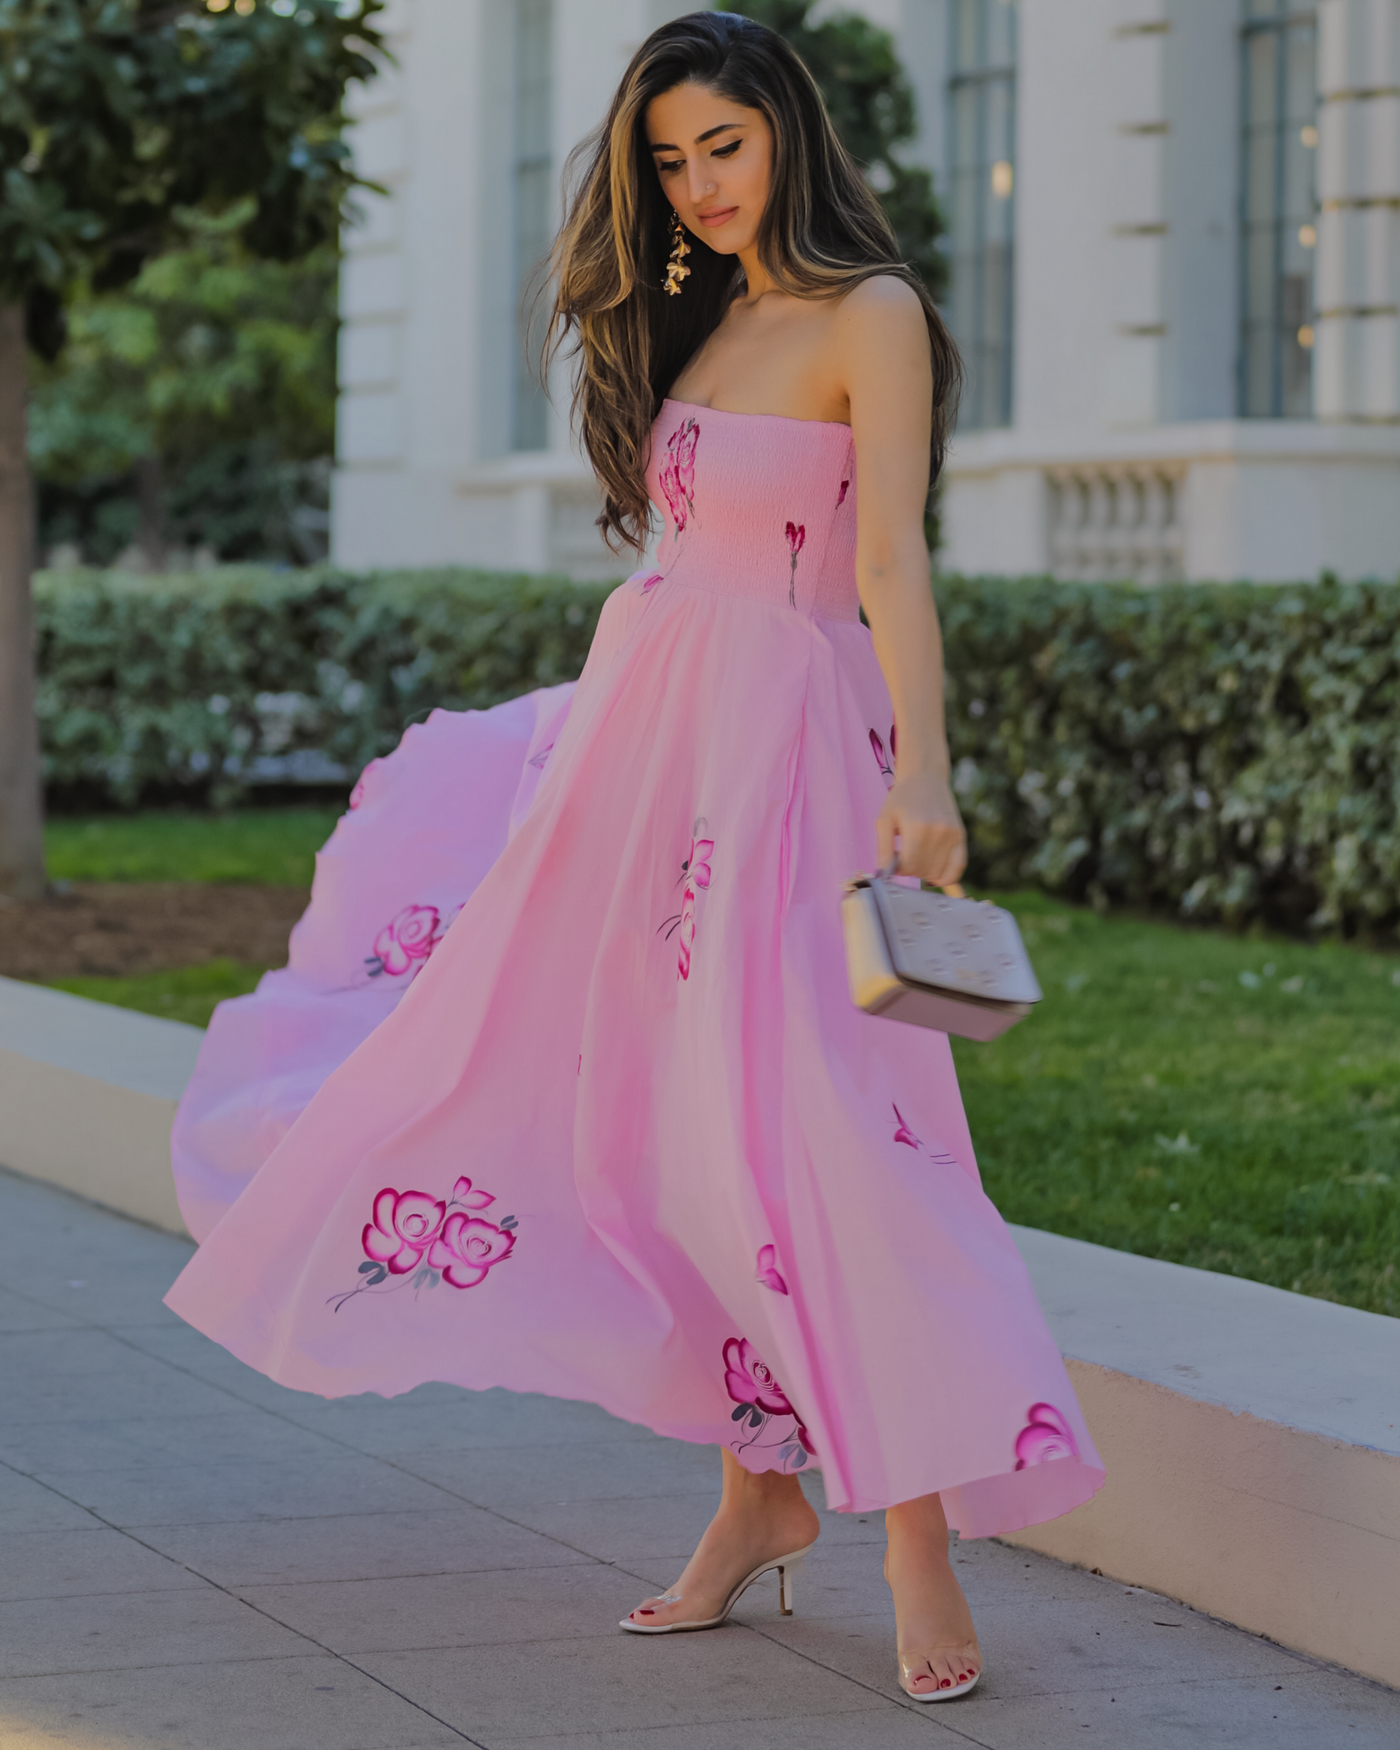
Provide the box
[840,871,1042,1042]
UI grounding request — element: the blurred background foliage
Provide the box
[939,572,1400,941]
[34,565,607,808]
[7,0,384,574]
[29,204,336,570]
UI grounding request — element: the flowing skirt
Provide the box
[167,575,1104,1529]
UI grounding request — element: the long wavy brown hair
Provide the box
[545,10,961,554]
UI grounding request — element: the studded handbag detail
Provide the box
[840,872,1042,1042]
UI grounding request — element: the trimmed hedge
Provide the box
[34,565,1400,939]
[938,574,1400,938]
[35,565,613,807]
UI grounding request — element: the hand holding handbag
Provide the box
[840,869,1042,1042]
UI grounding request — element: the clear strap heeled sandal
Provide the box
[619,1542,815,1634]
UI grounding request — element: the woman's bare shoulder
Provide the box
[831,275,932,390]
[834,273,928,326]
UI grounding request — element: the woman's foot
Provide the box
[625,1451,820,1630]
[884,1494,982,1699]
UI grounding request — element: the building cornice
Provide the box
[945,420,1400,476]
[454,450,597,495]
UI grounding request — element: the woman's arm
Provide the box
[834,276,966,887]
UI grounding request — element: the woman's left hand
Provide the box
[876,771,967,888]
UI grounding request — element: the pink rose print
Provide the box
[756,1244,789,1295]
[870,727,895,785]
[429,1211,516,1289]
[676,886,697,980]
[366,904,441,979]
[723,1337,813,1473]
[683,835,713,889]
[333,1175,520,1311]
[784,521,806,607]
[659,417,700,537]
[724,1336,793,1415]
[890,1102,960,1169]
[659,824,714,980]
[836,477,849,507]
[362,1188,446,1275]
[1013,1403,1081,1470]
[892,1103,922,1149]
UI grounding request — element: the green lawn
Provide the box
[46,960,266,1029]
[42,805,331,1025]
[35,808,1400,1318]
[45,806,342,886]
[955,893,1400,1318]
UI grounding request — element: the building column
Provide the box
[1101,3,1171,428]
[1315,0,1400,422]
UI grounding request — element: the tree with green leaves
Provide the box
[738,0,948,298]
[0,0,384,897]
[31,213,338,569]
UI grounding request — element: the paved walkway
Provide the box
[1,1168,1397,1750]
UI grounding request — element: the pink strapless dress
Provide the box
[166,401,1104,1530]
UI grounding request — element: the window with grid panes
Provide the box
[1240,1,1319,418]
[946,0,1017,430]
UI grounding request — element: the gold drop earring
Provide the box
[663,209,691,296]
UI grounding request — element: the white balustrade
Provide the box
[1045,465,1186,584]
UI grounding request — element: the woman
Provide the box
[167,12,1102,1704]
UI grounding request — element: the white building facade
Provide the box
[334,0,1400,584]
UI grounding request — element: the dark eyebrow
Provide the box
[648,122,745,153]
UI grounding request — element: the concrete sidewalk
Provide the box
[0,1168,1396,1750]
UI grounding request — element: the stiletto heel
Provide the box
[777,1551,803,1616]
[620,1542,816,1633]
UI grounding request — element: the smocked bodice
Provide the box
[643,399,859,622]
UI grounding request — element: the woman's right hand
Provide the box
[876,770,967,888]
